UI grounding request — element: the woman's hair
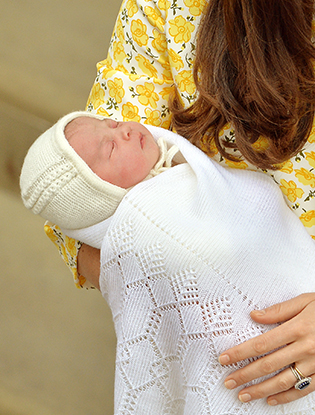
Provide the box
[170,0,315,169]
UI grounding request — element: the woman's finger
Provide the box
[267,374,315,406]
[250,293,315,325]
[219,319,297,366]
[219,295,315,366]
[238,367,297,403]
[223,340,311,389]
[237,365,315,404]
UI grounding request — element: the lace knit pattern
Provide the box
[99,133,315,414]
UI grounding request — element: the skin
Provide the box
[65,116,160,188]
[77,244,101,290]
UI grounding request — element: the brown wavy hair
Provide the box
[169,0,315,169]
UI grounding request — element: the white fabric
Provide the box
[20,111,127,230]
[81,128,315,413]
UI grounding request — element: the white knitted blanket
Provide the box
[75,127,315,414]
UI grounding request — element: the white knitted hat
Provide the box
[20,111,127,230]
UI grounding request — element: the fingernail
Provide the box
[239,393,251,403]
[219,354,230,365]
[252,309,266,316]
[225,379,237,389]
[268,399,278,406]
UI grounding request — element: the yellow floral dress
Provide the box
[46,0,315,287]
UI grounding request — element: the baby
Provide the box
[20,111,180,234]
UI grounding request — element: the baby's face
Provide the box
[65,117,160,188]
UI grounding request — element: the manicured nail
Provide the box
[239,393,251,403]
[225,379,237,389]
[252,309,266,316]
[219,354,230,365]
[268,399,278,406]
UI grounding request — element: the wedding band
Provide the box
[290,365,312,390]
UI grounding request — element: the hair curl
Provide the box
[170,0,315,169]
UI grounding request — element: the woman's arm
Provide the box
[77,244,101,290]
[219,293,315,406]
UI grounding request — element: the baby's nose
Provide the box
[118,125,131,141]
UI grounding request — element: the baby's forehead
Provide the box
[64,116,93,141]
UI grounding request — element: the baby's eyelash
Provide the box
[109,141,115,157]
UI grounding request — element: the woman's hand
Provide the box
[219,293,315,406]
[77,244,101,290]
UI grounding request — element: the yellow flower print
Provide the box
[162,66,173,82]
[279,160,293,174]
[158,0,171,11]
[116,16,125,43]
[169,15,195,44]
[77,274,87,288]
[113,41,127,63]
[252,136,269,152]
[279,179,304,203]
[169,49,184,71]
[44,223,59,246]
[135,55,158,78]
[115,64,128,75]
[300,210,315,228]
[225,159,249,169]
[65,236,77,258]
[308,124,315,143]
[200,136,219,157]
[161,118,172,129]
[144,6,165,32]
[60,243,68,264]
[129,73,142,82]
[175,70,196,94]
[97,56,112,72]
[295,167,315,187]
[122,102,141,122]
[131,19,149,47]
[96,107,110,117]
[100,57,115,80]
[136,82,159,109]
[159,85,174,101]
[72,267,87,289]
[144,108,162,126]
[126,0,138,18]
[152,29,167,54]
[88,82,105,109]
[114,64,141,82]
[219,123,232,138]
[184,0,206,17]
[153,77,166,87]
[108,78,125,104]
[305,151,315,169]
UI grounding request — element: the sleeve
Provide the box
[44,222,95,289]
[85,0,200,127]
[273,136,315,241]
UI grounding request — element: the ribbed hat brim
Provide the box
[20,111,127,229]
